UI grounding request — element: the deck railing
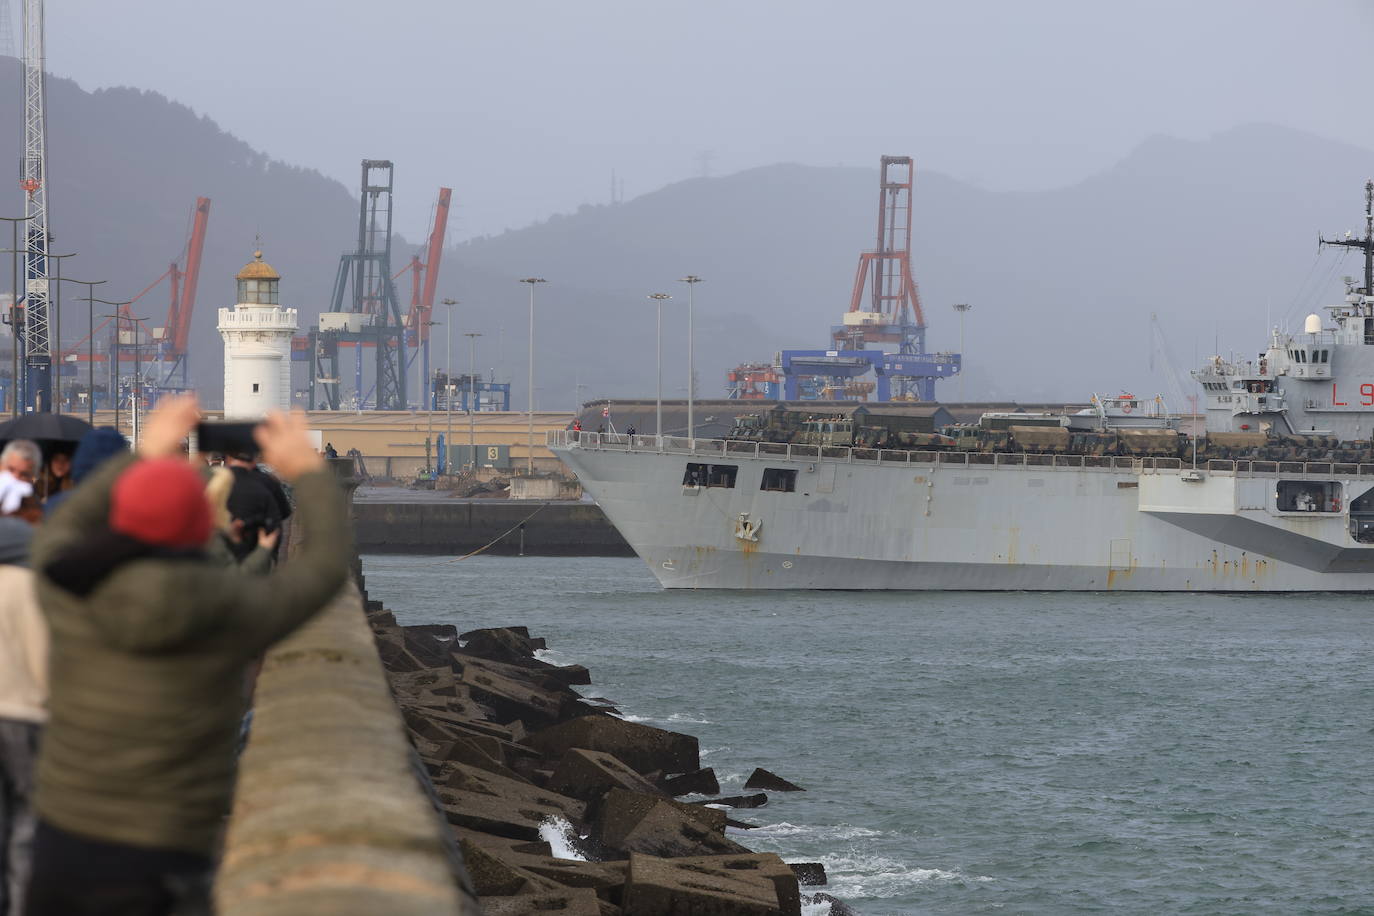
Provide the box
[548,429,1374,479]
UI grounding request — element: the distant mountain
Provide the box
[0,64,363,405]
[451,123,1374,406]
[2,62,1371,408]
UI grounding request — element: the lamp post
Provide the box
[465,332,482,471]
[58,279,106,423]
[519,278,546,474]
[441,298,457,472]
[44,251,77,413]
[648,293,672,440]
[677,276,701,439]
[952,303,971,402]
[102,309,142,438]
[0,215,33,416]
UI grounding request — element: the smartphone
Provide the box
[196,421,260,456]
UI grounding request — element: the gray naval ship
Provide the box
[552,185,1374,591]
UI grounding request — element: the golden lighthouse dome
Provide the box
[236,249,281,281]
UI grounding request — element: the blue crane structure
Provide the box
[775,155,960,402]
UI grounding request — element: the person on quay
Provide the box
[24,397,350,916]
[202,468,278,573]
[0,517,44,916]
[41,429,127,519]
[0,442,39,516]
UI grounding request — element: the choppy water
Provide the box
[362,554,1374,914]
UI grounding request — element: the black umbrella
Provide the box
[0,413,94,445]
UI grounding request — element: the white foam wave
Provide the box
[533,647,574,667]
[615,711,712,726]
[800,898,832,916]
[538,816,588,862]
[824,853,993,900]
[739,821,883,841]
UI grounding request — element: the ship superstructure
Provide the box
[1194,181,1374,441]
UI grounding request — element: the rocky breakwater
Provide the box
[365,606,853,915]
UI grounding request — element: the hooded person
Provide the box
[203,467,277,573]
[24,397,349,916]
[0,516,44,916]
[41,428,128,518]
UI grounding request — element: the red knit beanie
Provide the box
[109,458,212,548]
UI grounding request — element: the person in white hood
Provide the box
[0,515,45,916]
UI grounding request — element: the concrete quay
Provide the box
[353,489,632,557]
[214,581,479,914]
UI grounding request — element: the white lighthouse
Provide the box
[218,250,297,418]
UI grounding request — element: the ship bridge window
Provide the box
[684,462,737,488]
[760,467,798,492]
[1276,480,1342,513]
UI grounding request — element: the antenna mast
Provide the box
[20,0,51,411]
[1320,180,1374,296]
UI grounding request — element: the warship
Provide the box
[552,184,1374,590]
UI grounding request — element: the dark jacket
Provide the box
[30,453,350,855]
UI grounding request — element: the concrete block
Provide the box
[744,768,805,792]
[547,748,665,802]
[621,852,799,916]
[662,768,720,797]
[523,715,698,776]
[479,887,602,916]
[591,789,745,859]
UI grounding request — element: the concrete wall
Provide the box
[213,580,478,915]
[354,500,633,557]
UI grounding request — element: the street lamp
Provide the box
[647,293,672,440]
[44,251,78,414]
[519,278,546,474]
[57,278,106,423]
[0,215,33,416]
[441,298,457,472]
[465,332,482,471]
[677,276,701,439]
[952,303,971,402]
[102,310,143,439]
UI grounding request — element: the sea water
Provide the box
[362,554,1374,914]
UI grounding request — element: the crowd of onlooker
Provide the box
[0,396,350,916]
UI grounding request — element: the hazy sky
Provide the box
[33,0,1374,242]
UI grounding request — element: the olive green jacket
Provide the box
[30,453,351,855]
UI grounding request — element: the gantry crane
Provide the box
[62,197,211,403]
[773,155,961,401]
[401,187,451,405]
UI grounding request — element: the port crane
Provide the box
[62,197,211,404]
[401,187,451,404]
[738,155,961,401]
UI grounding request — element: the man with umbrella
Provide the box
[0,415,93,509]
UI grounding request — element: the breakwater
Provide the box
[353,497,632,557]
[214,578,479,914]
[364,607,849,914]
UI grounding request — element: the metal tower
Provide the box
[1320,180,1374,296]
[322,160,407,410]
[20,0,51,412]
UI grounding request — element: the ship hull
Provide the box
[553,434,1374,591]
